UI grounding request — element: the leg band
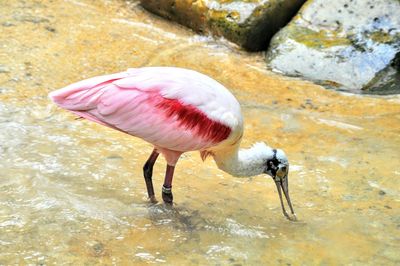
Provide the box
[162,185,172,194]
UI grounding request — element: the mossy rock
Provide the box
[266,0,400,94]
[140,0,208,33]
[140,0,306,51]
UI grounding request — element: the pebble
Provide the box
[18,15,50,24]
[45,26,56,33]
[93,242,104,255]
[0,65,10,73]
[2,22,15,27]
[106,155,123,160]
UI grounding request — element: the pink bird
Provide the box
[49,67,296,220]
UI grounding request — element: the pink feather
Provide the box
[49,67,242,164]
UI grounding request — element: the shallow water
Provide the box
[1,0,399,264]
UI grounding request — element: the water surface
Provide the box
[0,0,399,264]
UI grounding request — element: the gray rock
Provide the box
[140,0,306,51]
[266,0,400,94]
[363,51,400,94]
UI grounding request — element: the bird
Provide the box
[49,67,296,220]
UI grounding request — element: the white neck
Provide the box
[212,143,276,177]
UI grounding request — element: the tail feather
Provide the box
[48,71,129,108]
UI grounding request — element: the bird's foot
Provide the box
[149,195,158,204]
[283,211,297,221]
[162,185,173,205]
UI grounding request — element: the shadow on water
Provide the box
[146,203,212,233]
[144,202,306,239]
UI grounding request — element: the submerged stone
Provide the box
[140,0,306,51]
[0,65,10,73]
[266,0,400,94]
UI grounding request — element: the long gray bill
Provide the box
[275,174,296,221]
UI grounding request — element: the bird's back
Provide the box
[49,67,243,152]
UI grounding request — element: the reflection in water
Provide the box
[0,0,400,265]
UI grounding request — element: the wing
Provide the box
[49,67,243,151]
[117,67,243,129]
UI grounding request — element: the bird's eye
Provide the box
[281,166,287,173]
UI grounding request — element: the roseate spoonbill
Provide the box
[49,67,296,220]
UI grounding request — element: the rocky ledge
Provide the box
[140,0,306,51]
[266,0,400,94]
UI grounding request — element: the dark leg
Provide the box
[143,149,159,203]
[162,165,175,204]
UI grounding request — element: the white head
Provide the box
[235,143,289,179]
[224,142,295,220]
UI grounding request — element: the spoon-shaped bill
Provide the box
[274,174,296,221]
